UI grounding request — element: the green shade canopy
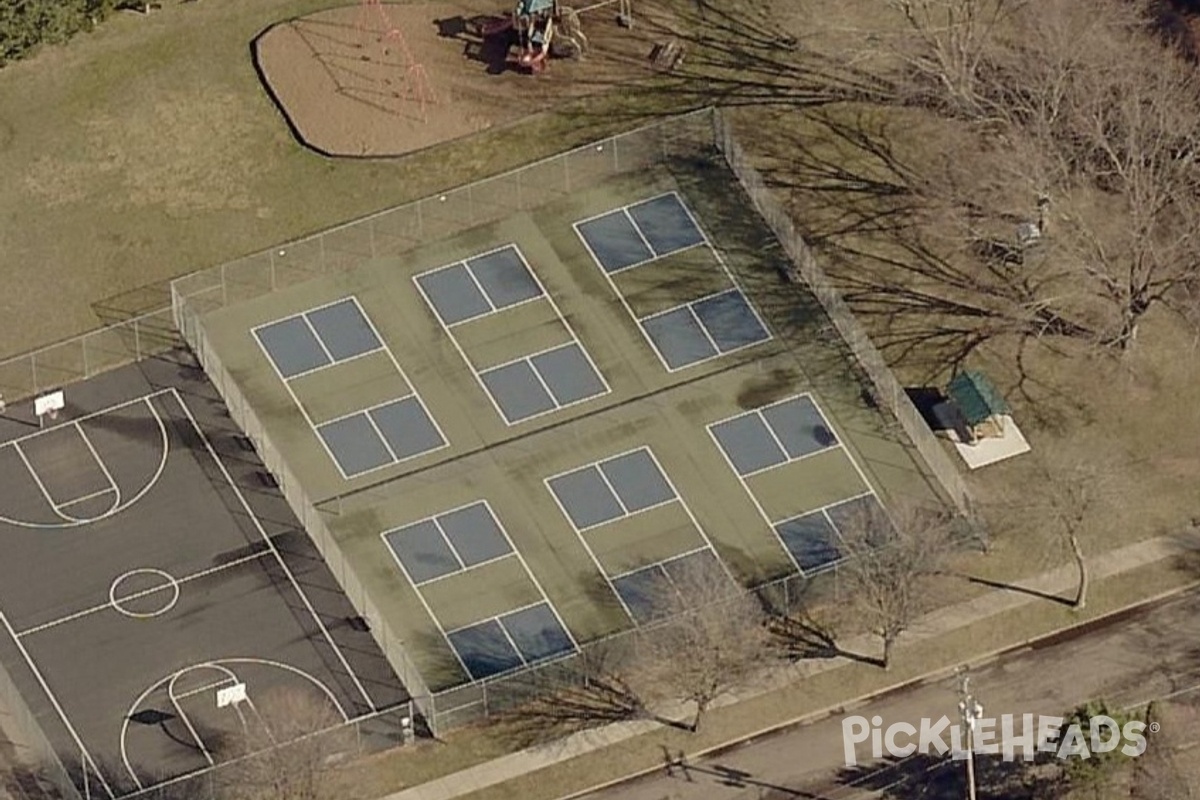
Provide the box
[517,0,555,14]
[946,370,1009,426]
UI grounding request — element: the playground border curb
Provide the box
[554,578,1200,800]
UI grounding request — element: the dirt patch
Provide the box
[254,1,670,157]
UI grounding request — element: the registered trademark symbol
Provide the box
[1149,722,1161,734]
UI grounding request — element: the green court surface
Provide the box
[195,166,945,691]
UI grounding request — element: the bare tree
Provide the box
[1028,453,1113,612]
[629,555,773,733]
[215,688,356,800]
[884,0,1200,352]
[496,638,668,746]
[835,499,955,669]
[885,0,1029,118]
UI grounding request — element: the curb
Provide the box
[555,579,1200,800]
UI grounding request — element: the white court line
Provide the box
[707,393,844,479]
[252,295,448,483]
[608,545,711,582]
[573,191,774,373]
[172,391,376,712]
[593,462,631,516]
[17,549,272,638]
[412,271,512,424]
[174,676,237,701]
[0,394,170,530]
[574,192,706,273]
[0,611,115,799]
[381,533,473,678]
[73,422,122,513]
[542,468,638,623]
[705,419,802,574]
[123,657,352,786]
[441,597,553,636]
[167,670,215,767]
[355,301,452,473]
[572,218,674,374]
[431,517,468,571]
[461,261,498,314]
[120,658,348,795]
[299,314,336,365]
[413,552,514,588]
[705,398,882,576]
[361,408,401,464]
[11,442,80,524]
[0,390,171,448]
[279,343,385,383]
[416,245,611,428]
[640,447,739,585]
[621,207,659,259]
[489,503,580,652]
[56,487,116,511]
[772,491,878,575]
[686,303,723,358]
[546,447,682,535]
[254,295,393,381]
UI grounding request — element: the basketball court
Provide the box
[0,361,409,797]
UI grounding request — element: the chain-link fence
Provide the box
[170,112,716,324]
[171,110,719,738]
[711,111,975,517]
[0,309,179,410]
[0,656,80,800]
[168,107,975,736]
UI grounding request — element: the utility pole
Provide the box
[958,672,983,800]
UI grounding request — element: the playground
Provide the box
[255,0,666,156]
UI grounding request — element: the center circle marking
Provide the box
[109,568,180,619]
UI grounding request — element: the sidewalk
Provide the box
[380,533,1197,800]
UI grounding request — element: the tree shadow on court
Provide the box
[835,751,1061,800]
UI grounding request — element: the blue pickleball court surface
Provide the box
[447,603,574,680]
[641,289,770,371]
[577,193,705,273]
[254,297,382,378]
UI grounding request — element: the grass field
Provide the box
[9,0,1200,795]
[0,0,692,358]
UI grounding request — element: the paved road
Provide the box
[581,587,1200,800]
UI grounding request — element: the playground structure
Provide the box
[475,0,632,73]
[355,0,438,121]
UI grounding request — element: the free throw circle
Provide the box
[109,568,180,619]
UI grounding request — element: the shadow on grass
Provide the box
[936,570,1076,607]
[770,616,884,668]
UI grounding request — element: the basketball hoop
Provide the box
[216,682,248,708]
[34,390,64,428]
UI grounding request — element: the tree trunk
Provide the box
[1069,533,1088,610]
[882,634,895,670]
[689,698,709,733]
